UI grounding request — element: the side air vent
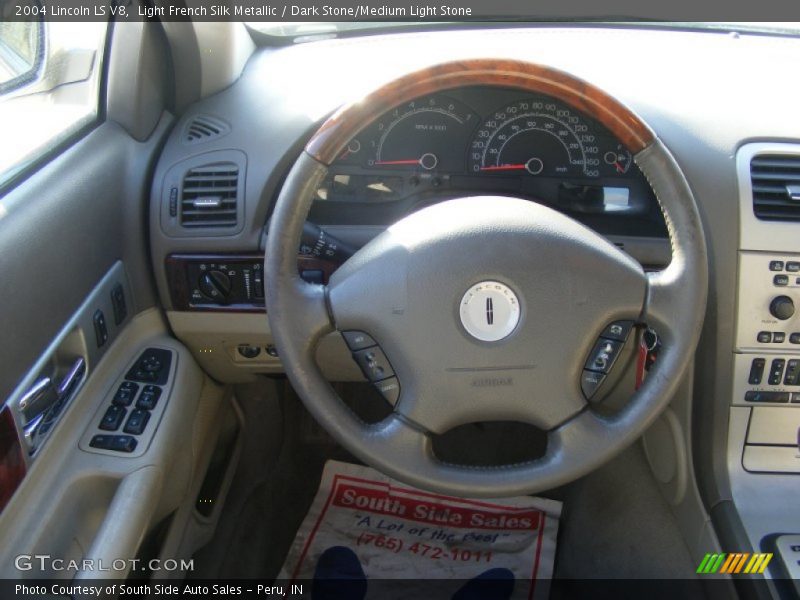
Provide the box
[751,154,800,221]
[180,163,239,227]
[183,115,230,144]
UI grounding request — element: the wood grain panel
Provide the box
[306,59,655,165]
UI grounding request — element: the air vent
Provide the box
[751,154,800,221]
[180,163,239,228]
[183,115,230,144]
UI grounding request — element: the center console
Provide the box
[730,143,800,590]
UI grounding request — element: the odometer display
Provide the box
[469,98,602,178]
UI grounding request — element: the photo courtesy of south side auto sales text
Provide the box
[15,584,305,597]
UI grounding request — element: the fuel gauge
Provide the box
[604,144,633,175]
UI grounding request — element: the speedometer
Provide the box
[469,98,601,178]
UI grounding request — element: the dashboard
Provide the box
[144,24,800,589]
[308,87,666,238]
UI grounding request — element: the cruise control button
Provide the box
[770,261,785,271]
[790,333,800,344]
[787,262,800,273]
[99,405,126,431]
[342,331,377,351]
[584,339,623,374]
[757,331,772,344]
[353,347,394,382]
[374,377,400,406]
[773,332,786,343]
[600,320,634,342]
[581,370,606,400]
[123,409,150,435]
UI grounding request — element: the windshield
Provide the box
[249,21,800,40]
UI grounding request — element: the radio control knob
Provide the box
[199,270,232,302]
[770,295,795,320]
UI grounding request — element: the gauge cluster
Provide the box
[309,87,667,238]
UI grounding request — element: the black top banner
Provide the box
[2,0,800,22]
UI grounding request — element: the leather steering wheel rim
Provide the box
[265,60,708,498]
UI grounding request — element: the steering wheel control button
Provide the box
[342,331,377,351]
[353,347,394,382]
[773,332,786,343]
[600,320,634,342]
[374,378,401,406]
[788,262,800,273]
[748,358,766,385]
[770,295,795,320]
[585,339,623,374]
[459,281,520,342]
[757,331,773,344]
[769,359,787,385]
[581,370,606,400]
[99,405,126,431]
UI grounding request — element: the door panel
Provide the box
[0,119,166,403]
[0,21,225,581]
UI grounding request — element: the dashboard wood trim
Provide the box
[306,59,655,166]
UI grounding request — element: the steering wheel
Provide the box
[265,60,707,498]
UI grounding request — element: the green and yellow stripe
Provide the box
[696,553,772,574]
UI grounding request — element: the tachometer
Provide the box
[336,95,477,173]
[469,98,601,178]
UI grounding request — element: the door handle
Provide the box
[17,357,86,453]
[17,377,57,423]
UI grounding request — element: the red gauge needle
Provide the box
[374,159,422,165]
[375,153,439,170]
[614,161,625,173]
[479,164,526,171]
